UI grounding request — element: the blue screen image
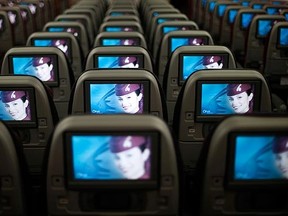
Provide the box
[252,4,263,9]
[105,27,134,32]
[162,26,180,34]
[182,55,224,80]
[209,1,216,12]
[279,28,288,46]
[241,1,250,6]
[218,5,227,17]
[33,39,70,58]
[11,56,56,82]
[97,56,139,68]
[234,135,288,180]
[89,83,144,114]
[157,18,169,24]
[102,39,138,46]
[284,13,288,21]
[228,9,238,24]
[48,27,79,38]
[71,134,152,180]
[153,12,159,16]
[200,84,235,115]
[170,38,190,53]
[257,20,273,37]
[241,13,254,29]
[267,8,279,15]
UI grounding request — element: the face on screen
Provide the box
[89,83,144,114]
[102,38,139,46]
[97,56,140,68]
[182,55,225,80]
[48,27,79,38]
[71,135,151,180]
[33,39,69,58]
[7,11,16,24]
[234,135,288,180]
[170,37,206,53]
[0,90,31,121]
[12,56,56,82]
[201,83,254,115]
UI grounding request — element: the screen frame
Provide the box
[0,87,38,127]
[256,19,278,39]
[94,54,144,69]
[65,131,160,189]
[8,54,60,87]
[178,53,229,85]
[225,132,288,189]
[84,80,150,115]
[195,80,261,122]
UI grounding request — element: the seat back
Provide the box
[47,115,179,215]
[1,46,74,119]
[163,45,237,126]
[173,69,272,173]
[26,32,84,79]
[0,11,13,59]
[99,21,144,34]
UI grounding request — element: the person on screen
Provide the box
[202,56,223,69]
[109,136,150,179]
[52,39,68,55]
[226,84,254,114]
[118,56,139,68]
[189,38,204,46]
[120,39,136,46]
[1,91,30,120]
[32,57,54,81]
[115,84,143,114]
[273,137,288,179]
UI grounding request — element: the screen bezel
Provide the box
[94,54,144,69]
[195,80,261,122]
[65,131,160,189]
[84,80,150,115]
[276,26,288,48]
[226,132,288,189]
[8,54,59,87]
[168,36,209,54]
[178,53,229,85]
[0,87,37,127]
[31,38,72,63]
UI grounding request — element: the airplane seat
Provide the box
[243,14,286,70]
[148,14,188,51]
[84,46,154,74]
[163,45,237,127]
[0,75,59,214]
[230,9,266,66]
[173,69,272,180]
[0,7,27,45]
[218,5,245,47]
[105,8,139,17]
[18,5,36,38]
[0,120,30,215]
[64,8,99,36]
[46,114,179,215]
[263,21,288,111]
[152,21,199,63]
[93,31,148,49]
[103,14,141,23]
[69,69,167,122]
[1,46,75,119]
[43,21,90,58]
[26,32,84,80]
[0,11,14,59]
[191,115,288,215]
[156,30,214,83]
[71,3,105,22]
[98,21,144,34]
[208,1,240,43]
[55,14,94,47]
